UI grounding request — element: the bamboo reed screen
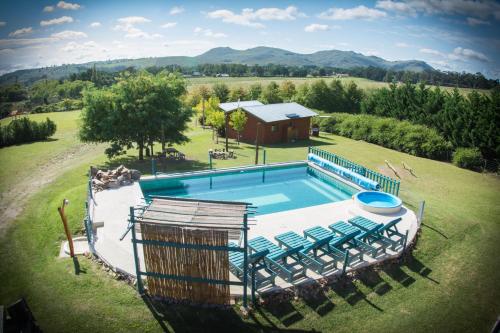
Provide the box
[141,222,230,305]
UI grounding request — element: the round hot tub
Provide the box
[354,191,402,214]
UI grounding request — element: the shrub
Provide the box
[452,147,484,171]
[320,113,452,160]
[0,117,57,147]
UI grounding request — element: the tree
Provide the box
[279,80,296,102]
[248,83,262,100]
[261,81,283,104]
[212,82,229,102]
[230,108,247,144]
[229,86,248,101]
[206,109,225,143]
[79,71,192,160]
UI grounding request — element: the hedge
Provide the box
[320,113,452,160]
[0,117,57,147]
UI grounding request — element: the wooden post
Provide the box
[255,122,260,165]
[58,199,74,257]
[225,112,229,152]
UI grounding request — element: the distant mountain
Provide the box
[0,46,434,85]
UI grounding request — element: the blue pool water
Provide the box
[140,164,358,215]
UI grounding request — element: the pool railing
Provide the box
[308,147,400,196]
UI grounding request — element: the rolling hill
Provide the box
[0,46,433,85]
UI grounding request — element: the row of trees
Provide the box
[362,83,500,159]
[0,117,56,147]
[144,63,498,89]
[79,71,192,160]
[188,80,364,114]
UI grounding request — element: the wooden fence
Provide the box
[308,147,400,196]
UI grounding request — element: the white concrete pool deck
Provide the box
[90,182,418,296]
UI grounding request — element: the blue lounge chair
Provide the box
[274,231,339,274]
[229,242,277,290]
[329,221,388,258]
[348,216,408,250]
[248,236,307,282]
[304,226,363,267]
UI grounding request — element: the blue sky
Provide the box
[0,0,499,78]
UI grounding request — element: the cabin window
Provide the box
[271,125,279,132]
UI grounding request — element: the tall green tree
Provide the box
[248,83,262,100]
[279,80,296,102]
[230,108,247,144]
[212,82,230,102]
[79,71,192,160]
[261,81,282,104]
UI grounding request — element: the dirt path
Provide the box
[0,143,104,238]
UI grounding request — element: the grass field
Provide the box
[0,111,499,332]
[186,76,488,95]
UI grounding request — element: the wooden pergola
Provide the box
[130,196,254,307]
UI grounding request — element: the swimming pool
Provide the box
[140,163,358,215]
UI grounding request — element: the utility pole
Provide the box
[255,122,260,165]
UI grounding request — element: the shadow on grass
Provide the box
[72,256,86,275]
[300,283,336,317]
[260,299,305,327]
[357,270,392,296]
[263,136,336,150]
[330,280,383,312]
[421,222,449,239]
[97,155,210,175]
[141,295,316,333]
[382,265,415,288]
[405,256,439,284]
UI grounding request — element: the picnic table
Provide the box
[209,149,235,160]
[157,148,185,160]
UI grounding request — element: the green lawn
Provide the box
[0,111,499,332]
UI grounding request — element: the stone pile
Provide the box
[91,165,141,191]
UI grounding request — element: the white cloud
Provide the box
[169,6,184,15]
[304,23,329,32]
[113,16,160,39]
[419,48,446,57]
[451,47,489,62]
[160,22,177,28]
[51,30,88,39]
[395,42,410,47]
[376,1,417,16]
[116,16,151,25]
[194,27,227,38]
[375,0,500,20]
[40,16,73,26]
[9,27,33,37]
[61,40,98,52]
[57,1,81,10]
[0,21,6,27]
[207,6,305,28]
[466,17,490,26]
[89,22,101,28]
[319,5,387,20]
[43,5,55,12]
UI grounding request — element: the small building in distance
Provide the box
[219,101,317,144]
